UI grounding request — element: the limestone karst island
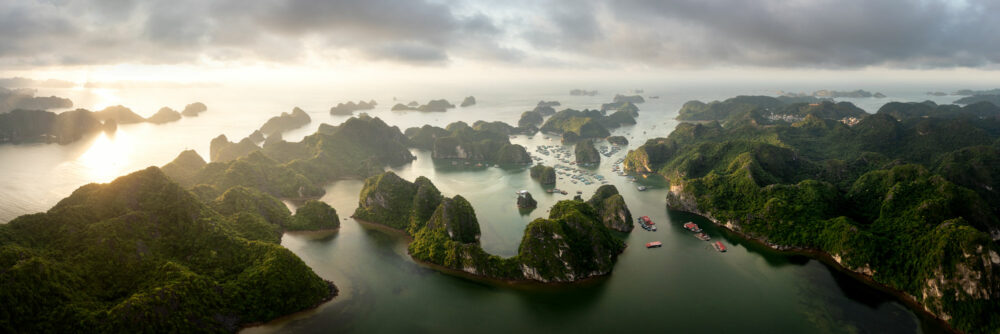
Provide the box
[1,1,999,333]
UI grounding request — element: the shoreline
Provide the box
[351,216,618,288]
[668,206,959,334]
[238,280,339,331]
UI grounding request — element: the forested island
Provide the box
[625,96,1000,333]
[0,87,73,113]
[354,172,632,282]
[0,102,209,145]
[0,167,337,332]
[405,121,532,165]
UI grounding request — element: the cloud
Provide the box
[0,0,998,70]
[524,0,1000,69]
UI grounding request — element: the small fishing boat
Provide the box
[714,241,727,252]
[646,241,663,248]
[695,233,711,241]
[683,222,702,232]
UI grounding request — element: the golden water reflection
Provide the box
[77,130,132,183]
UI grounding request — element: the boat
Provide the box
[714,241,727,252]
[638,216,656,231]
[694,233,711,241]
[646,241,663,248]
[683,222,702,232]
[637,185,647,191]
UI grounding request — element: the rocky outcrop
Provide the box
[393,99,456,112]
[181,102,207,116]
[426,195,480,243]
[587,185,633,232]
[260,107,311,136]
[360,172,626,283]
[94,105,146,124]
[161,149,208,185]
[613,94,645,104]
[209,134,261,162]
[537,100,560,108]
[518,110,543,128]
[353,171,423,230]
[570,89,598,96]
[496,144,532,164]
[147,107,182,124]
[517,191,537,209]
[530,164,556,186]
[575,139,600,164]
[288,200,340,231]
[0,87,73,113]
[329,100,376,115]
[460,96,476,107]
[607,136,628,146]
[0,109,104,144]
[517,200,625,282]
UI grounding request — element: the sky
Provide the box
[1,0,998,86]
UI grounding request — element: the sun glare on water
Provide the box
[77,130,132,183]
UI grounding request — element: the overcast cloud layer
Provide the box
[1,0,997,70]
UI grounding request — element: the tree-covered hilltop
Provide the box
[955,95,1000,106]
[355,172,630,283]
[625,99,1000,333]
[165,114,416,200]
[530,164,556,186]
[540,108,637,142]
[676,95,868,124]
[404,121,532,165]
[0,167,334,333]
[587,185,633,232]
[575,139,601,164]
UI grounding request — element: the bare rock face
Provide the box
[517,191,537,209]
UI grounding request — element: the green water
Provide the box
[246,145,947,333]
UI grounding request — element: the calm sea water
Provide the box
[1,80,990,333]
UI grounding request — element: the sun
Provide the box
[77,129,133,183]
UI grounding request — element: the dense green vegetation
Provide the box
[210,134,261,162]
[540,109,616,140]
[955,94,1000,106]
[287,200,340,231]
[676,96,867,124]
[0,168,333,333]
[530,164,556,186]
[405,121,531,164]
[575,139,600,164]
[167,114,415,201]
[356,172,628,283]
[607,136,628,146]
[518,110,543,128]
[626,97,1000,333]
[587,185,633,232]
